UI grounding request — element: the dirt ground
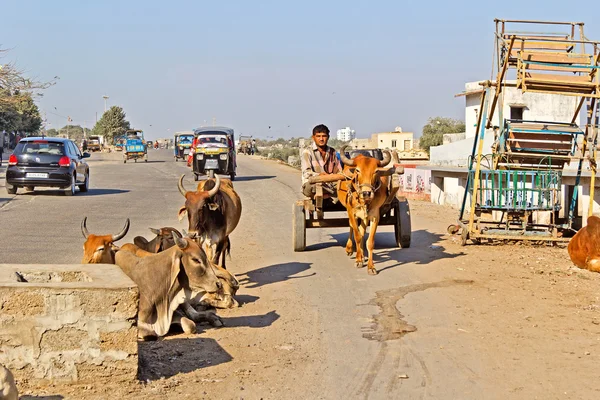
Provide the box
[8,153,600,399]
[15,200,600,400]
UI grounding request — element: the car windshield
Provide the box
[178,135,193,144]
[15,141,65,156]
[196,135,228,146]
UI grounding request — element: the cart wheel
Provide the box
[461,228,469,246]
[394,200,411,248]
[293,201,306,252]
[230,173,235,181]
[194,174,199,181]
[447,224,460,235]
[208,170,215,179]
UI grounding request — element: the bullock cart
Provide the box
[292,172,411,252]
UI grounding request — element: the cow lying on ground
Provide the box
[81,217,130,264]
[134,227,182,253]
[122,230,240,309]
[115,233,223,340]
[178,174,242,269]
[568,216,600,272]
[337,146,396,275]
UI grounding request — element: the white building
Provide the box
[336,127,356,142]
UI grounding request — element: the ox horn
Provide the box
[378,150,392,167]
[339,145,356,167]
[149,228,161,236]
[81,217,90,239]
[206,174,220,198]
[112,218,130,242]
[178,174,188,197]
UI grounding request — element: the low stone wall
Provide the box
[0,264,138,384]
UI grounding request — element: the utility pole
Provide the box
[102,95,109,112]
[212,117,216,127]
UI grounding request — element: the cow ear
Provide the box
[178,206,188,221]
[111,244,120,252]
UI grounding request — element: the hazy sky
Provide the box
[1,1,597,140]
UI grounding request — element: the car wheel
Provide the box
[79,173,89,192]
[6,184,17,195]
[64,174,76,196]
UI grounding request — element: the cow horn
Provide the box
[339,145,356,167]
[178,174,188,197]
[149,228,161,236]
[81,217,90,239]
[207,174,220,198]
[112,218,130,242]
[378,150,392,167]
[174,232,188,249]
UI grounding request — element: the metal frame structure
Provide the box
[457,19,600,245]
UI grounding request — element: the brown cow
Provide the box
[568,216,600,272]
[81,217,130,264]
[178,174,242,269]
[115,234,223,340]
[121,235,240,309]
[337,146,395,275]
[134,227,182,253]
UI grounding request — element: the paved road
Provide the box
[3,149,597,399]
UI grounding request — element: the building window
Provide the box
[404,140,411,150]
[510,106,524,121]
[391,140,397,148]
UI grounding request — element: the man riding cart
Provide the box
[301,124,342,200]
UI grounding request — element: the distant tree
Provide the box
[13,92,42,133]
[91,106,130,143]
[45,128,59,137]
[56,125,91,141]
[0,47,57,108]
[419,117,466,153]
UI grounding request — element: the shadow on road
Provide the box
[19,188,129,197]
[312,230,464,274]
[234,175,275,182]
[374,230,464,273]
[239,262,314,288]
[21,396,64,400]
[138,337,232,381]
[222,310,280,328]
[234,294,260,305]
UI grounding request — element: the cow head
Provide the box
[171,233,222,293]
[339,146,393,203]
[177,174,221,238]
[81,217,130,264]
[134,227,182,253]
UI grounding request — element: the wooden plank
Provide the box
[508,131,575,141]
[307,218,349,228]
[507,140,572,151]
[523,84,598,96]
[508,123,582,133]
[512,39,573,50]
[522,63,591,72]
[520,52,592,64]
[525,72,594,84]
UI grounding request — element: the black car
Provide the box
[5,137,91,196]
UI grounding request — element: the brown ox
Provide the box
[134,227,182,253]
[178,174,242,269]
[115,234,223,340]
[81,217,130,264]
[568,216,600,272]
[337,146,395,275]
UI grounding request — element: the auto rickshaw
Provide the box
[174,132,194,161]
[191,126,236,180]
[123,130,148,163]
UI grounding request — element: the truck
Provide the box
[87,135,104,152]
